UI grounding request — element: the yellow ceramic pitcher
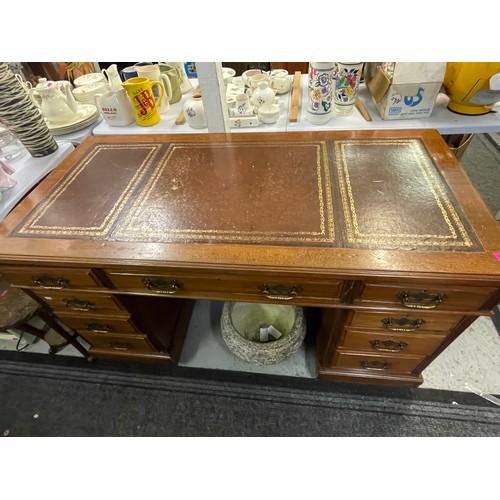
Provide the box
[121,77,165,126]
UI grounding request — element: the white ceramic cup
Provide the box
[136,65,172,114]
[234,93,253,116]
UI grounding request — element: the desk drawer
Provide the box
[83,333,156,353]
[1,266,102,290]
[349,311,462,334]
[355,283,497,312]
[340,330,444,357]
[36,290,126,314]
[333,351,423,374]
[104,270,343,305]
[57,314,138,336]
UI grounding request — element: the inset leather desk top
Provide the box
[1,130,500,278]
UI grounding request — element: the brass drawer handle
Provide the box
[142,278,182,294]
[86,322,112,333]
[369,339,409,353]
[32,274,69,289]
[360,360,391,371]
[258,284,303,300]
[397,290,447,309]
[108,342,132,351]
[381,317,424,331]
[63,297,95,312]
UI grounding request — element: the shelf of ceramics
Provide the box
[0,142,75,222]
[226,76,291,134]
[93,79,204,136]
[93,76,293,136]
[288,75,500,135]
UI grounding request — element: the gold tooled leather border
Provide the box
[336,139,478,248]
[14,144,162,237]
[113,141,336,244]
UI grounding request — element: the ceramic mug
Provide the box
[136,65,172,114]
[157,63,182,104]
[121,77,165,126]
[233,93,253,116]
[94,88,135,127]
[120,66,138,82]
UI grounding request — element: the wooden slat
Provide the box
[175,85,201,125]
[355,96,372,121]
[289,71,302,122]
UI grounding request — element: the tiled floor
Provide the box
[2,299,500,396]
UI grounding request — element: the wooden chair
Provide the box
[0,276,88,356]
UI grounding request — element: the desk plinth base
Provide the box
[88,348,174,364]
[317,366,424,387]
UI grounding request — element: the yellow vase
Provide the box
[121,77,165,126]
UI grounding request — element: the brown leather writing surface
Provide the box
[113,141,335,245]
[15,144,162,237]
[12,135,481,252]
[333,139,481,250]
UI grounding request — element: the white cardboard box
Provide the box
[367,63,447,120]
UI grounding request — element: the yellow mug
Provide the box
[121,77,165,126]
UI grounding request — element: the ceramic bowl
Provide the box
[72,82,108,103]
[271,76,292,94]
[258,103,280,124]
[73,72,106,88]
[222,67,236,85]
[248,73,270,90]
[242,69,263,87]
[269,69,288,78]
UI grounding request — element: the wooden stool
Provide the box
[0,277,88,357]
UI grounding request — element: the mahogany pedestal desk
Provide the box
[1,130,499,386]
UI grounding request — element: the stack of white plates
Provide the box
[73,73,106,88]
[46,104,101,136]
[72,82,109,104]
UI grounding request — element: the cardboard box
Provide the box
[367,63,446,120]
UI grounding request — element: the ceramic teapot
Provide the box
[250,81,276,109]
[34,78,79,124]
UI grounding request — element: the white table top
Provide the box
[0,141,75,223]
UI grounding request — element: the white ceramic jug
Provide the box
[101,64,123,91]
[166,62,193,93]
[34,78,79,124]
[94,88,135,127]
